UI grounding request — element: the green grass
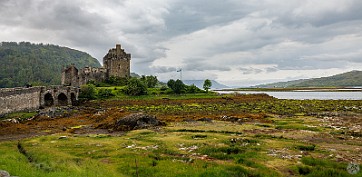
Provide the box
[1,95,362,176]
[0,130,267,176]
[94,86,220,100]
[1,112,37,120]
[293,157,362,177]
[0,122,358,177]
[275,124,320,131]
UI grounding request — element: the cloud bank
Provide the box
[1,0,362,86]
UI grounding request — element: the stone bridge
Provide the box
[0,86,79,115]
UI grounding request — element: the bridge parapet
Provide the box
[0,85,79,115]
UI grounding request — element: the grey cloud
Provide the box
[301,50,362,63]
[238,67,263,75]
[1,0,362,85]
[163,0,251,37]
[265,67,279,73]
[151,66,177,73]
[182,58,231,72]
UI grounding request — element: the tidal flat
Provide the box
[0,94,361,177]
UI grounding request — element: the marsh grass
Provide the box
[0,120,359,177]
[0,125,284,177]
[275,124,320,131]
[1,94,362,176]
[0,112,37,121]
[293,157,361,177]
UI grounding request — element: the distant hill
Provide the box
[182,80,229,89]
[130,72,141,78]
[256,70,362,88]
[0,42,101,88]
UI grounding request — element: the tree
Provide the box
[79,84,96,100]
[145,75,158,88]
[203,79,212,92]
[140,75,158,88]
[167,79,176,90]
[0,42,100,88]
[106,76,128,86]
[125,78,147,96]
[186,84,201,93]
[167,79,185,94]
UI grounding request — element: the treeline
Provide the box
[0,42,100,88]
[79,76,212,99]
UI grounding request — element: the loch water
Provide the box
[216,91,362,100]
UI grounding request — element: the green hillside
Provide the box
[257,70,362,88]
[0,42,101,88]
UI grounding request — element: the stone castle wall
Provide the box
[61,44,131,86]
[0,87,42,115]
[61,64,79,87]
[0,86,79,115]
[104,58,130,78]
[103,44,131,78]
[78,67,107,86]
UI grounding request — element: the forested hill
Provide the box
[0,42,101,88]
[256,70,362,88]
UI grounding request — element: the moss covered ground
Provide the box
[0,93,361,176]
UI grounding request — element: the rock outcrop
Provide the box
[113,113,165,131]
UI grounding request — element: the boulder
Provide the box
[0,170,16,177]
[0,170,10,177]
[114,113,165,131]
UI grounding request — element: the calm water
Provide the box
[217,91,362,100]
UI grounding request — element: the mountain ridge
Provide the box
[255,70,362,88]
[182,80,229,89]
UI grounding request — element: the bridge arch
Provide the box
[44,92,54,107]
[39,86,79,108]
[57,93,68,106]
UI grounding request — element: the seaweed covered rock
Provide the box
[114,113,165,131]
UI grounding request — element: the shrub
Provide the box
[167,79,185,94]
[97,88,114,99]
[106,76,128,86]
[125,78,147,96]
[297,165,311,175]
[79,84,96,100]
[140,75,158,88]
[160,85,168,91]
[186,84,203,93]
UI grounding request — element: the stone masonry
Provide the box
[103,44,131,78]
[0,86,79,116]
[61,44,131,86]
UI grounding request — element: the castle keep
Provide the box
[61,44,131,86]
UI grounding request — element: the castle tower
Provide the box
[103,44,131,78]
[61,64,79,87]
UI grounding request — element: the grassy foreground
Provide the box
[0,94,361,177]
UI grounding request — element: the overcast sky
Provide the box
[1,0,362,86]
